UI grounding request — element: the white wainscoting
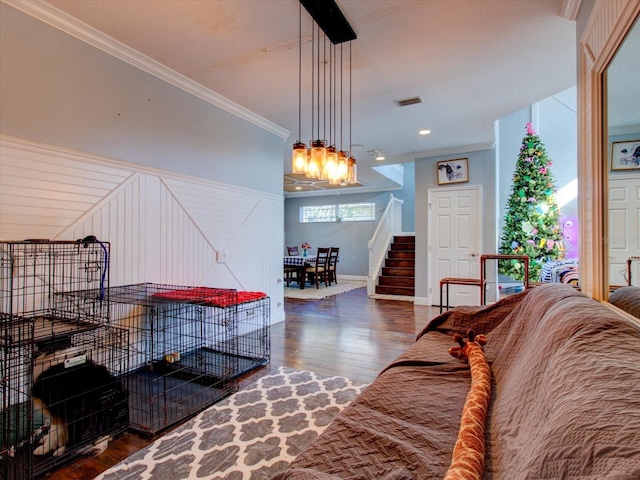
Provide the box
[0,134,284,324]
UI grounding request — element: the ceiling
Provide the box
[44,0,578,197]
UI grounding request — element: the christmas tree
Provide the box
[499,123,565,281]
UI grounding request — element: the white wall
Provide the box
[0,3,286,323]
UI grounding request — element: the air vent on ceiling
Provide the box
[394,96,423,107]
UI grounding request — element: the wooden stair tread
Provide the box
[375,285,415,295]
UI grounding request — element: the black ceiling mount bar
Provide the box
[299,0,357,45]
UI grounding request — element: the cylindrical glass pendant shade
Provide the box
[291,142,307,174]
[337,151,348,183]
[322,146,338,181]
[307,140,325,178]
[347,156,357,184]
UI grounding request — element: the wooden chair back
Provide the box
[307,247,330,288]
[328,247,339,284]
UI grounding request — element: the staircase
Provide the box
[375,235,415,296]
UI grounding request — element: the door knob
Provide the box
[471,253,478,257]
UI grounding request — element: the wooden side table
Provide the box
[438,254,531,313]
[439,277,484,313]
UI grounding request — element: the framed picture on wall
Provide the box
[437,158,469,185]
[611,140,640,171]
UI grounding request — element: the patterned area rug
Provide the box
[95,367,367,480]
[284,280,366,300]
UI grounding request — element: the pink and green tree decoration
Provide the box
[499,123,565,281]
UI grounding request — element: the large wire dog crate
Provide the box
[148,287,271,377]
[0,240,128,479]
[103,283,270,436]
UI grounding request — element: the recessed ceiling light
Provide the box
[376,155,385,161]
[419,129,431,135]
[295,186,302,190]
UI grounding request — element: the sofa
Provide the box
[609,286,640,318]
[273,283,640,479]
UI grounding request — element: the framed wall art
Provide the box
[611,140,640,171]
[437,158,469,185]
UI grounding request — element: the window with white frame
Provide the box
[300,203,375,223]
[300,205,337,223]
[339,203,375,222]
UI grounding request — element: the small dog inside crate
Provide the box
[31,398,68,457]
[30,346,126,458]
[27,346,79,457]
[33,354,126,455]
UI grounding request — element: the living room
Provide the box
[1,0,639,478]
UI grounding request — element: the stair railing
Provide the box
[368,194,404,295]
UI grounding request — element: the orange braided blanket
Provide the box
[445,330,491,480]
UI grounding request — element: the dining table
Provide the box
[284,254,317,289]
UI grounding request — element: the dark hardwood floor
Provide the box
[43,288,440,480]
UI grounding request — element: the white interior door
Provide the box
[608,175,640,286]
[429,186,482,307]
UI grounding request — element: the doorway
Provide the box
[428,185,482,306]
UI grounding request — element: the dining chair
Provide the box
[284,264,298,287]
[306,247,330,288]
[328,247,339,285]
[284,246,300,286]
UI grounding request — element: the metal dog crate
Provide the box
[103,283,246,436]
[141,286,271,379]
[0,313,34,480]
[0,239,129,479]
[0,314,129,480]
[0,239,110,324]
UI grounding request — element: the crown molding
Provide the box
[1,0,290,140]
[561,0,582,20]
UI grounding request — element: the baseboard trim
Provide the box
[413,296,431,306]
[338,275,367,282]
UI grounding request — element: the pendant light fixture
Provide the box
[334,43,349,185]
[323,41,339,182]
[305,22,321,178]
[296,0,358,184]
[308,21,326,179]
[291,2,307,174]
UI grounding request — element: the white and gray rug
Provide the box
[284,280,366,300]
[95,367,367,480]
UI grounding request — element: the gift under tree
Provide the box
[499,123,565,282]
